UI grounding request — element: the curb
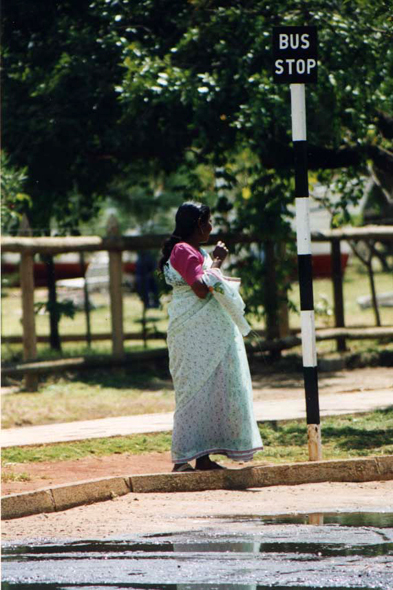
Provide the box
[2,455,393,520]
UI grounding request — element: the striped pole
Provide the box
[290,83,322,461]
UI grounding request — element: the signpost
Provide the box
[273,26,322,461]
[273,26,318,83]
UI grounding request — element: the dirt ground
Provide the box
[2,451,174,496]
[3,480,393,541]
[2,453,274,496]
[251,366,393,400]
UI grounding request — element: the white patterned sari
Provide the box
[164,249,263,464]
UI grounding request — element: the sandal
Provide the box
[172,463,195,473]
[195,457,227,471]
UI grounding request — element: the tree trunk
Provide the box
[45,254,61,351]
[107,215,124,359]
[331,239,346,351]
[264,241,280,360]
[80,252,92,347]
[367,258,381,327]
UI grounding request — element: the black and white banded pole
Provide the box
[273,26,322,461]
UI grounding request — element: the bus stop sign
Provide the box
[273,26,318,83]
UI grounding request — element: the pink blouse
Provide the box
[170,243,204,286]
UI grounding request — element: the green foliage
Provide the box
[34,299,77,322]
[315,168,367,228]
[1,152,32,234]
[107,164,191,233]
[314,294,334,325]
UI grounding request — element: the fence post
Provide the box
[107,215,124,359]
[331,238,346,352]
[19,214,38,391]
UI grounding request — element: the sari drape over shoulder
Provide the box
[164,245,263,464]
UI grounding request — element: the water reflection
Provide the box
[210,511,393,528]
[308,513,324,525]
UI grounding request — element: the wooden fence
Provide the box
[2,224,393,390]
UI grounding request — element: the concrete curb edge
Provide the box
[2,455,393,520]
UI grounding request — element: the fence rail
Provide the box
[2,226,393,254]
[2,224,392,390]
[3,326,393,347]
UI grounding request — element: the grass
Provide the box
[1,290,169,363]
[2,260,392,364]
[2,408,392,466]
[1,369,174,429]
[1,470,31,483]
[2,432,173,464]
[1,290,169,339]
[254,407,393,463]
[289,260,393,331]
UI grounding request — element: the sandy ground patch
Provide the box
[3,480,393,541]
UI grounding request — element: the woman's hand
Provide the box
[212,241,229,263]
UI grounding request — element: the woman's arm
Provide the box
[191,279,209,299]
[171,243,208,298]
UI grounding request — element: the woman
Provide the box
[159,202,263,472]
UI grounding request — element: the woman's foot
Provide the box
[172,463,194,472]
[195,455,227,471]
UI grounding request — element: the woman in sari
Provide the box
[159,202,263,472]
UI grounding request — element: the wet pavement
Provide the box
[2,512,393,589]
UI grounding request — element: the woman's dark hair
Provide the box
[158,202,210,272]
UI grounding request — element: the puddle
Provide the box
[0,585,384,590]
[2,512,393,589]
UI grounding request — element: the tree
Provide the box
[3,0,392,319]
[114,0,392,316]
[2,0,125,232]
[116,1,392,169]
